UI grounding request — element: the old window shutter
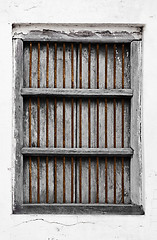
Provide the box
[13,25,144,214]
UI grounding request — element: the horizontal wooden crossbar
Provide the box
[13,27,142,43]
[13,204,144,215]
[22,147,133,157]
[21,88,133,98]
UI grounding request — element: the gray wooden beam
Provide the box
[13,29,142,43]
[13,204,144,215]
[21,88,133,98]
[22,147,133,157]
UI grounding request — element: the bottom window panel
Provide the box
[23,156,130,204]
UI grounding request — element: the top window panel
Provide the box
[23,42,130,89]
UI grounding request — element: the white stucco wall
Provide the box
[0,0,157,239]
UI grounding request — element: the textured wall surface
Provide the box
[0,0,157,239]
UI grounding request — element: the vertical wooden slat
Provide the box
[122,43,125,203]
[105,44,108,89]
[79,43,82,203]
[63,43,66,203]
[54,43,57,88]
[71,156,74,203]
[46,43,49,203]
[71,97,74,203]
[105,156,108,203]
[54,43,57,203]
[28,137,31,203]
[29,43,32,88]
[88,43,91,203]
[29,42,32,203]
[96,44,99,203]
[37,42,40,203]
[54,156,57,203]
[113,44,116,204]
[104,44,108,203]
[71,43,74,203]
[105,59,108,204]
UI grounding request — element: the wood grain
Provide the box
[21,88,133,97]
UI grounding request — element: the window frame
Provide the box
[12,24,144,215]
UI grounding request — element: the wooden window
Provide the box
[13,25,144,214]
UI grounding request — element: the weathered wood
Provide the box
[130,41,143,205]
[14,25,143,213]
[23,156,29,203]
[22,147,133,156]
[13,39,24,210]
[13,28,142,43]
[124,158,131,203]
[39,157,46,203]
[21,88,133,98]
[14,203,144,215]
[48,157,54,203]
